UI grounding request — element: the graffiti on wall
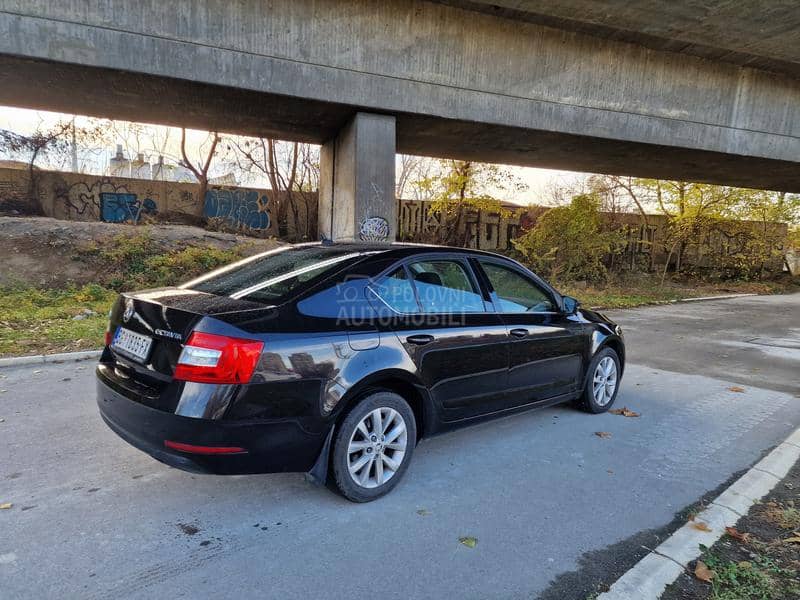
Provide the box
[397,199,521,250]
[49,177,159,223]
[53,179,127,221]
[203,189,271,230]
[100,193,158,223]
[359,216,390,241]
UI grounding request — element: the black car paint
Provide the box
[96,244,624,478]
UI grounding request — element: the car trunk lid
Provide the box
[106,287,271,386]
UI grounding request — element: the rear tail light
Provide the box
[105,329,113,347]
[173,332,263,384]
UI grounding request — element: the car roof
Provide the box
[301,240,510,261]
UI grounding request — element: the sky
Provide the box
[0,105,587,205]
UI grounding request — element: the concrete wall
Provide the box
[787,250,800,276]
[0,166,787,272]
[0,167,317,240]
[398,199,524,251]
[399,199,789,272]
[1,1,800,190]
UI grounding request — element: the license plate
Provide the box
[111,327,153,363]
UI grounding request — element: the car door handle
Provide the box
[510,328,529,338]
[406,334,435,345]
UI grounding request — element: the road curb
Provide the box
[0,349,101,369]
[592,292,758,311]
[599,425,800,600]
[677,293,757,303]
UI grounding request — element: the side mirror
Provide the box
[562,295,580,315]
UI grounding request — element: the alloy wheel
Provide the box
[592,356,618,406]
[347,407,408,488]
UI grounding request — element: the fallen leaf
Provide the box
[595,431,612,439]
[694,560,715,583]
[737,561,752,569]
[607,469,614,474]
[725,526,750,542]
[728,386,746,393]
[692,522,713,532]
[609,407,640,418]
[459,536,477,548]
[0,503,11,510]
[416,509,429,516]
[784,537,800,544]
[32,370,42,375]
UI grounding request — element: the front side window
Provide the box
[479,261,555,313]
[407,260,484,313]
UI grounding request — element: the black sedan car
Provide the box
[97,242,624,502]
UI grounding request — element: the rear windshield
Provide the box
[182,246,368,304]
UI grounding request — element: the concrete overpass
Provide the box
[0,1,799,240]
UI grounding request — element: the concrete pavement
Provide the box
[606,292,800,396]
[1,294,798,599]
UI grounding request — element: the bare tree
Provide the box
[0,118,107,214]
[395,155,442,201]
[229,137,319,240]
[414,159,526,246]
[180,128,221,217]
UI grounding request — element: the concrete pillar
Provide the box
[319,112,396,242]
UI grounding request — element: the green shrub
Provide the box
[512,194,624,282]
[83,233,244,291]
[142,246,243,288]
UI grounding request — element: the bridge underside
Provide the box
[3,55,799,194]
[2,0,800,240]
[435,1,800,79]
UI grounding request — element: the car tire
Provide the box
[331,391,417,503]
[576,347,621,414]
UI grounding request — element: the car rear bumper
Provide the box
[96,367,327,475]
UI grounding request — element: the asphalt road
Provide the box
[2,294,799,599]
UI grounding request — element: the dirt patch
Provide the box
[0,216,282,288]
[177,523,200,536]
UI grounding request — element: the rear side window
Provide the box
[297,277,375,319]
[479,261,555,313]
[369,268,420,314]
[408,260,484,313]
[183,246,366,304]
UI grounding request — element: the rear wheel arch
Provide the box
[333,371,429,443]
